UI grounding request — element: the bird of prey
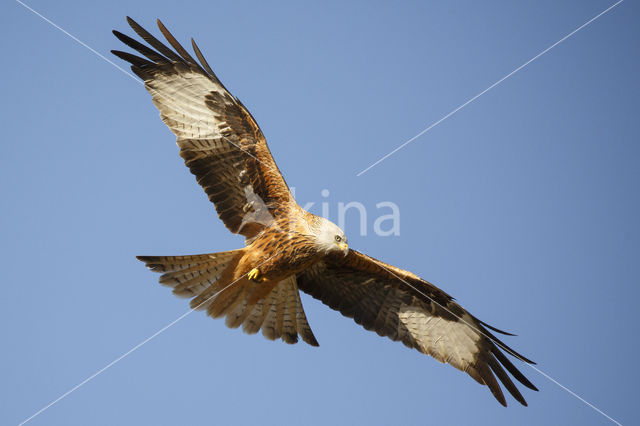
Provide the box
[112,17,538,406]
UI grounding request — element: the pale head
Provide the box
[313,217,348,255]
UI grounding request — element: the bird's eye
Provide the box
[335,235,342,243]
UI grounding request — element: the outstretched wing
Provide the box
[296,250,538,406]
[112,18,294,239]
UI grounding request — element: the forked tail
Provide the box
[137,251,318,346]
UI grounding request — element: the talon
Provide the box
[248,267,265,282]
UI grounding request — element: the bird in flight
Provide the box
[112,17,538,406]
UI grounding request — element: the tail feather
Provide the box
[255,277,317,345]
[261,286,280,341]
[225,297,251,329]
[171,269,222,299]
[242,296,271,335]
[137,250,240,309]
[158,261,222,285]
[226,282,271,329]
[189,254,243,312]
[281,280,299,344]
[294,287,319,346]
[137,253,222,272]
[137,252,318,346]
[274,285,286,340]
[137,251,238,300]
[204,279,246,318]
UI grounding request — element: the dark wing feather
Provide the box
[296,250,537,406]
[112,17,294,239]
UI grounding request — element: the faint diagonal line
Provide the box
[14,1,625,425]
[356,0,624,176]
[374,261,622,425]
[16,0,282,177]
[17,252,280,426]
[527,364,622,425]
[15,0,141,84]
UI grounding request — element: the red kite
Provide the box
[112,17,537,406]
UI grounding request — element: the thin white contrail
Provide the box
[528,364,622,426]
[13,1,626,425]
[356,0,624,176]
[15,0,282,175]
[375,263,622,425]
[15,0,141,84]
[17,253,279,426]
[18,309,196,425]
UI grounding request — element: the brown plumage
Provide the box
[113,17,538,407]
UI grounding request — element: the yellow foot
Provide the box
[248,267,266,283]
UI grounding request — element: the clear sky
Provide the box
[2,1,638,425]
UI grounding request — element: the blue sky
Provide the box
[1,1,638,425]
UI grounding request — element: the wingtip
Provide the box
[520,355,536,365]
[110,49,127,59]
[479,319,517,336]
[496,395,507,407]
[112,30,127,42]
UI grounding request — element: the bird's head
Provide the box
[314,217,348,255]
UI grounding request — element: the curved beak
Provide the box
[338,242,349,255]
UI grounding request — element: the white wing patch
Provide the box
[398,304,481,369]
[146,71,228,140]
